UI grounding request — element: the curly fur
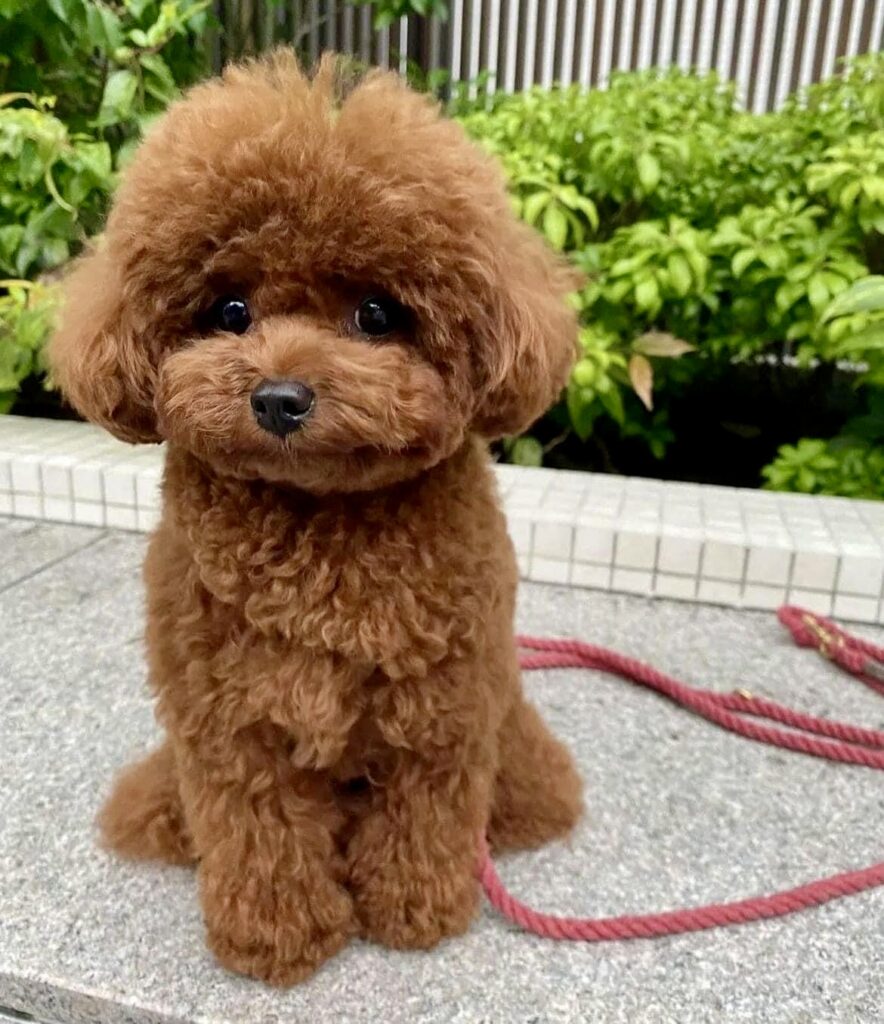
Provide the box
[52,51,584,985]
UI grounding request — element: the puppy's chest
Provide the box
[175,484,499,679]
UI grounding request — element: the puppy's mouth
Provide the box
[156,333,462,489]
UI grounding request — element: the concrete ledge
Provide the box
[3,414,884,622]
[1,525,882,1023]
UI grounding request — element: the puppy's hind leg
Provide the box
[489,697,583,853]
[98,740,195,865]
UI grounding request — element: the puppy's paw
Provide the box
[208,919,351,987]
[350,853,479,949]
[203,869,355,985]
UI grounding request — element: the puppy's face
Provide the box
[51,54,578,493]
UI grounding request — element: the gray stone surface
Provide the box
[0,518,882,1024]
[0,518,103,592]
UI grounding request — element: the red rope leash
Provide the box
[478,606,884,941]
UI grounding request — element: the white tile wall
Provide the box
[1,417,163,536]
[5,416,884,624]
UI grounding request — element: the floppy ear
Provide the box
[49,244,160,444]
[472,225,581,440]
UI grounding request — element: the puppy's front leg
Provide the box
[176,724,354,985]
[347,744,493,948]
[346,653,497,949]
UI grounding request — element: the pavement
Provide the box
[0,516,882,1024]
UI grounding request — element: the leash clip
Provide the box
[801,613,843,661]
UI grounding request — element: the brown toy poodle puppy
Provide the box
[50,51,583,986]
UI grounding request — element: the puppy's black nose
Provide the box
[250,379,314,437]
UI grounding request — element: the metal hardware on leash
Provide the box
[479,606,884,942]
[801,612,843,660]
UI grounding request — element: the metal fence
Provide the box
[215,1,884,111]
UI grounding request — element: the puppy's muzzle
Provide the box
[250,379,314,437]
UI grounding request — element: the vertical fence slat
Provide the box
[501,0,519,91]
[485,0,502,91]
[577,0,597,86]
[377,23,390,68]
[656,0,677,65]
[471,0,483,95]
[773,0,802,107]
[325,0,336,50]
[540,0,559,85]
[357,4,369,62]
[636,0,658,69]
[821,0,846,82]
[342,1,353,52]
[875,0,884,51]
[753,0,781,113]
[522,0,540,86]
[597,0,616,85]
[518,0,540,83]
[734,0,760,106]
[428,7,442,77]
[677,0,698,69]
[618,0,637,70]
[450,0,465,81]
[308,1,319,61]
[399,15,409,76]
[715,0,739,80]
[846,0,865,58]
[798,0,823,88]
[560,0,579,83]
[695,0,717,72]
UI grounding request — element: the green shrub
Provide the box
[0,0,212,409]
[763,276,884,498]
[0,94,114,277]
[457,55,884,496]
[0,1,211,140]
[0,279,58,412]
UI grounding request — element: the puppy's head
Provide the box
[51,52,578,493]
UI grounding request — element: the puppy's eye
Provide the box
[209,296,252,335]
[354,296,406,337]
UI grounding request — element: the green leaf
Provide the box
[521,190,550,226]
[807,273,830,311]
[374,9,397,28]
[510,436,544,467]
[566,380,598,441]
[775,280,804,313]
[46,0,81,25]
[99,5,125,50]
[634,277,660,313]
[95,69,138,127]
[758,243,786,271]
[731,248,755,278]
[85,3,108,48]
[833,325,884,355]
[666,253,692,296]
[542,202,568,250]
[126,0,153,18]
[837,179,861,209]
[598,385,625,425]
[610,253,652,277]
[636,152,661,193]
[140,53,179,104]
[74,140,113,184]
[823,277,884,321]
